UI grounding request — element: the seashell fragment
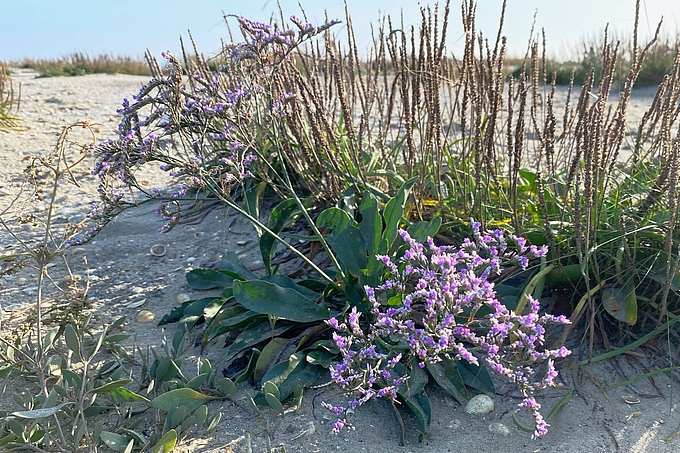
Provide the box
[150,244,166,257]
[126,298,147,308]
[447,419,461,430]
[464,394,494,415]
[176,293,191,304]
[137,310,155,323]
[488,422,510,436]
[622,394,640,405]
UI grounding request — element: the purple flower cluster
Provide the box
[89,15,340,236]
[325,220,570,438]
[231,16,341,60]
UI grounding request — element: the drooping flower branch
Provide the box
[86,16,340,240]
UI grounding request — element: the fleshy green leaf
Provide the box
[358,191,381,257]
[327,226,367,278]
[223,321,292,363]
[426,359,467,404]
[11,402,68,419]
[215,251,257,280]
[64,324,82,358]
[186,269,234,290]
[258,353,321,402]
[151,389,216,413]
[153,429,177,453]
[316,207,354,233]
[90,379,133,394]
[458,360,495,395]
[99,431,132,452]
[602,281,638,325]
[260,198,299,274]
[382,177,417,247]
[110,387,151,403]
[254,338,291,383]
[233,280,329,322]
[406,218,442,243]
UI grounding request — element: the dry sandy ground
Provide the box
[0,69,678,452]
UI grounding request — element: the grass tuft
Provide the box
[16,52,152,77]
[0,62,20,129]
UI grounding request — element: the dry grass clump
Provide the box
[17,52,151,77]
[511,32,680,88]
[0,62,20,129]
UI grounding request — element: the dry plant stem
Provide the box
[203,177,341,289]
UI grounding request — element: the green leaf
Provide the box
[394,361,427,398]
[90,379,133,394]
[258,353,321,402]
[186,269,235,290]
[104,333,130,344]
[233,349,260,384]
[382,177,417,247]
[158,301,191,326]
[264,392,284,415]
[195,405,209,426]
[406,392,431,435]
[260,275,321,301]
[11,402,68,419]
[305,349,336,368]
[119,428,148,445]
[110,387,150,403]
[458,360,495,395]
[63,369,83,389]
[244,181,265,235]
[254,338,291,383]
[327,226,367,278]
[170,298,214,330]
[358,191,382,257]
[203,304,258,344]
[64,324,82,358]
[260,198,299,274]
[224,321,292,363]
[151,389,216,413]
[185,373,209,391]
[153,356,176,382]
[0,433,18,447]
[394,361,431,435]
[263,381,281,400]
[219,378,236,395]
[426,359,467,404]
[215,251,257,280]
[316,207,354,233]
[83,405,115,417]
[407,218,442,243]
[100,431,132,452]
[154,429,177,453]
[233,280,330,322]
[42,326,60,352]
[544,264,584,286]
[602,281,637,325]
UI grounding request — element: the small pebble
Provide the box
[488,422,510,436]
[71,247,87,255]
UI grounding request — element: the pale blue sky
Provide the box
[1,1,678,62]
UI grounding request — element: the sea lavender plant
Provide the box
[325,220,571,438]
[89,15,339,237]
